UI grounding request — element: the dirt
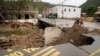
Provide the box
[0,22,45,49]
[47,25,90,46]
[0,24,97,49]
[0,28,44,49]
[90,29,100,34]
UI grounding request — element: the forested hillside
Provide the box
[80,0,100,16]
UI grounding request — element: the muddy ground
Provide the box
[0,23,44,49]
[48,25,89,46]
[0,24,99,49]
[0,30,45,49]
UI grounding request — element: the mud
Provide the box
[47,25,93,46]
[0,22,45,49]
[0,28,44,49]
[90,29,100,34]
[0,24,97,49]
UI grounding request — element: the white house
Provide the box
[51,5,81,19]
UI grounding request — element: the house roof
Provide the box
[54,4,77,7]
[95,11,100,14]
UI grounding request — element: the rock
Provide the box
[48,25,90,46]
[10,34,16,37]
[0,37,14,49]
[90,29,100,34]
[0,37,9,42]
[43,27,62,45]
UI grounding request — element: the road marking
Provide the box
[32,46,53,56]
[31,48,40,51]
[23,48,32,53]
[6,47,39,53]
[50,52,60,56]
[23,48,39,53]
[7,49,13,52]
[4,46,61,56]
[5,51,24,56]
[4,55,9,56]
[41,49,56,56]
[90,49,100,56]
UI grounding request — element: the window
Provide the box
[18,14,21,19]
[31,14,34,18]
[25,14,29,19]
[74,9,75,11]
[69,9,70,12]
[64,9,66,12]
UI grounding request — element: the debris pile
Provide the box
[43,27,62,46]
[90,29,100,34]
[0,23,97,49]
[0,29,44,49]
[48,25,90,46]
[25,29,44,48]
[0,37,14,49]
[10,22,34,30]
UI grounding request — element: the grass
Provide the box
[0,29,33,36]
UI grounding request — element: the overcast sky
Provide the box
[41,0,87,7]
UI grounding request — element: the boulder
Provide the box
[43,27,62,45]
[0,37,9,43]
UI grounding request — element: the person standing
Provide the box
[74,19,79,25]
[79,14,84,27]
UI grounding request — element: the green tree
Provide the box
[86,5,97,16]
[0,0,28,19]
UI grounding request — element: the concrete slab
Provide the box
[80,33,100,55]
[31,43,89,56]
[0,43,89,56]
[39,18,100,29]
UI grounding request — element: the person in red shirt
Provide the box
[79,14,84,27]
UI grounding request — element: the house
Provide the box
[51,5,81,19]
[0,0,40,24]
[43,7,51,15]
[94,7,100,22]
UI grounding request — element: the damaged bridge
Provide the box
[39,18,100,29]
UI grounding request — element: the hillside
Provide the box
[37,2,54,13]
[81,0,100,10]
[41,2,54,8]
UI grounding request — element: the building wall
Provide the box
[97,7,100,11]
[51,6,81,19]
[44,8,51,14]
[6,11,38,19]
[4,0,40,2]
[51,6,58,14]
